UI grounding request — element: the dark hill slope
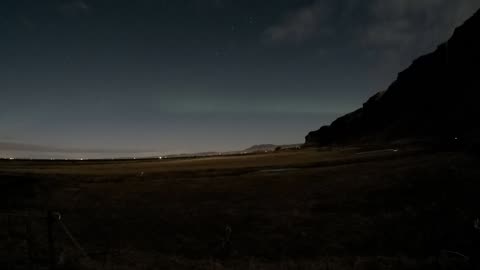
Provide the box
[306,9,480,146]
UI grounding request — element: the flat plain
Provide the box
[1,146,480,269]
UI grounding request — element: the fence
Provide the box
[0,211,97,270]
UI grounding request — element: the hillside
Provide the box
[306,9,480,146]
[243,144,278,152]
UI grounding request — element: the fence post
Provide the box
[7,215,12,270]
[47,211,55,270]
[26,213,35,270]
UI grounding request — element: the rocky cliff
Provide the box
[306,9,480,146]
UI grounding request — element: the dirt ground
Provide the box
[1,146,480,269]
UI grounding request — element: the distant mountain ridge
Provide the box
[306,9,480,146]
[243,144,302,153]
[243,144,278,152]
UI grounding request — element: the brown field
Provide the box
[1,146,480,269]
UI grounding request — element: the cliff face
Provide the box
[306,9,480,146]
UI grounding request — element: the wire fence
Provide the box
[0,211,99,270]
[2,211,480,270]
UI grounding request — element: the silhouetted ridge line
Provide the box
[306,8,480,146]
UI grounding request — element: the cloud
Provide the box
[58,0,91,17]
[359,0,480,81]
[363,0,480,50]
[264,1,333,43]
[264,0,480,50]
[262,0,480,92]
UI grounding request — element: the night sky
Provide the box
[1,0,479,158]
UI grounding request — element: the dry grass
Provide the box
[1,146,480,269]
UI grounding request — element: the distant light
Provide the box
[454,137,459,140]
[80,158,84,161]
[9,157,14,160]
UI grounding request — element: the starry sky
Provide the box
[1,0,479,157]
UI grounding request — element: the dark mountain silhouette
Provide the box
[243,144,302,153]
[306,9,480,146]
[243,144,278,152]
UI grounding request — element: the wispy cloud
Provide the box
[264,1,333,43]
[264,0,480,49]
[263,0,480,84]
[362,0,480,50]
[359,0,480,80]
[58,0,91,17]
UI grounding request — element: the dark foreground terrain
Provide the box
[1,145,480,269]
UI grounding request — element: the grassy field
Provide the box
[1,146,480,269]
